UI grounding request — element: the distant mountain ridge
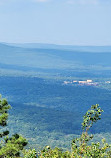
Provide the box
[2,42,111,53]
[0,42,111,77]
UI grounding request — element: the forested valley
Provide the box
[0,43,111,157]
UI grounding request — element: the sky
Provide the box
[0,0,111,45]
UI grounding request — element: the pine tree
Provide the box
[0,95,27,158]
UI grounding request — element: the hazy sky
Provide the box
[0,0,111,45]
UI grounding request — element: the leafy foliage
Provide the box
[71,104,111,157]
[82,104,103,131]
[23,149,37,158]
